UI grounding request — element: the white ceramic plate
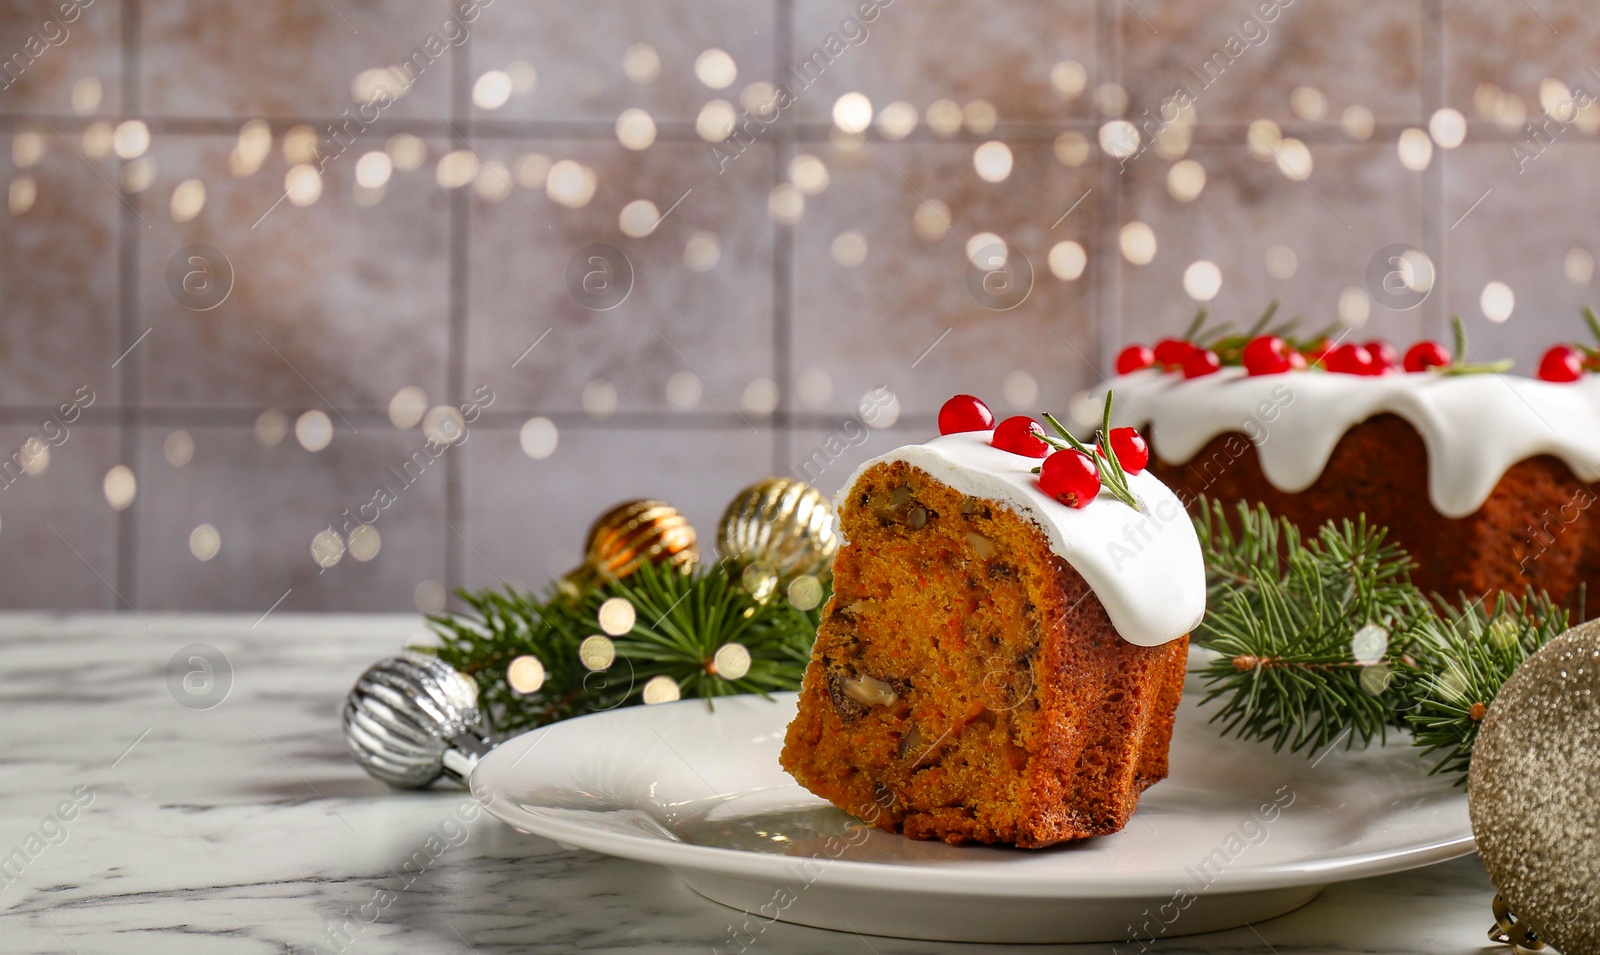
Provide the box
[471,657,1474,943]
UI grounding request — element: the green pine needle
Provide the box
[1193,497,1569,776]
[427,560,826,736]
[1192,499,1433,756]
[1406,591,1569,783]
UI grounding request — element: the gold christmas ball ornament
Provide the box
[1469,619,1600,955]
[717,478,840,597]
[559,500,698,598]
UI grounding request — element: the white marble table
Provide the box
[0,613,1502,954]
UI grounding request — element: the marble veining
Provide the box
[0,613,1500,953]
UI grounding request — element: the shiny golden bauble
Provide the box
[559,500,698,598]
[717,478,839,600]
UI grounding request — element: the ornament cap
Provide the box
[1488,893,1545,951]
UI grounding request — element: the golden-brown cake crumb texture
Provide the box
[780,461,1188,848]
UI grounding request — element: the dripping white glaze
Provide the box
[835,431,1206,648]
[1096,368,1600,519]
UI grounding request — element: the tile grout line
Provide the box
[114,0,143,610]
[2,112,1527,143]
[773,0,794,476]
[444,20,472,600]
[1422,0,1449,342]
[0,405,937,430]
[1096,0,1121,374]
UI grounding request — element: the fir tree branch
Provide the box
[1406,591,1569,783]
[427,560,827,735]
[1193,498,1433,755]
[1193,497,1569,777]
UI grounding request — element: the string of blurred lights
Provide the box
[8,46,1599,612]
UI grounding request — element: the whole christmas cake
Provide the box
[780,395,1206,848]
[1102,322,1600,613]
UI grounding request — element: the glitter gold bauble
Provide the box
[1469,619,1600,955]
[716,478,839,600]
[559,500,698,598]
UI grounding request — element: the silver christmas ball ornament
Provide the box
[1469,619,1600,954]
[343,653,494,789]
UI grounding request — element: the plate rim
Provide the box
[470,693,1477,899]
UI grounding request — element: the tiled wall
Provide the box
[2,0,1598,613]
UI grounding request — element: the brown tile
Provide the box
[790,0,1098,124]
[1444,0,1600,117]
[0,424,119,610]
[790,141,1102,419]
[135,134,450,411]
[1119,0,1426,126]
[459,424,773,590]
[0,132,121,406]
[131,424,447,611]
[1442,143,1600,373]
[0,1,122,115]
[466,139,776,415]
[1117,142,1427,352]
[468,0,776,124]
[141,0,455,119]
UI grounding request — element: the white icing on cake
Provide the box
[836,431,1207,648]
[1096,368,1600,519]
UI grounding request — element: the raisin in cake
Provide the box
[779,429,1205,848]
[1100,369,1600,612]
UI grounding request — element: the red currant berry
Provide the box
[1116,344,1156,375]
[1039,449,1101,508]
[1302,338,1333,368]
[1402,340,1451,372]
[1153,338,1196,370]
[1241,335,1294,376]
[1538,344,1585,382]
[991,416,1051,458]
[1364,340,1399,371]
[1182,348,1223,379]
[1325,343,1375,375]
[938,394,995,434]
[1287,349,1309,371]
[1104,426,1149,473]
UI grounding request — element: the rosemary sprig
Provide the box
[1435,316,1515,375]
[1035,391,1142,511]
[1176,306,1241,350]
[1180,308,1211,342]
[1204,301,1286,364]
[1571,305,1600,367]
[1287,322,1340,361]
[1245,300,1281,339]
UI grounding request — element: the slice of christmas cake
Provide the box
[780,393,1205,847]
